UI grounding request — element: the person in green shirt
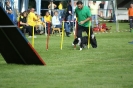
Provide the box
[75,1,97,48]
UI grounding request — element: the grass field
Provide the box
[0,23,133,88]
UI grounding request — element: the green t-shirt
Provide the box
[75,6,91,27]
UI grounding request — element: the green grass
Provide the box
[0,23,133,88]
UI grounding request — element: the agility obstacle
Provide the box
[0,5,46,65]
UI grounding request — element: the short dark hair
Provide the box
[76,1,83,5]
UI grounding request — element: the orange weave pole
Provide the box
[46,23,50,50]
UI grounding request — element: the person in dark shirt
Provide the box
[64,1,73,37]
[99,1,105,17]
[5,1,13,20]
[0,0,2,6]
[20,11,34,37]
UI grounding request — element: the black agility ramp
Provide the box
[0,5,46,65]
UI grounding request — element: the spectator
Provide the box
[36,15,45,35]
[27,8,38,38]
[128,3,133,32]
[75,1,97,48]
[99,1,105,17]
[90,1,99,28]
[19,11,34,37]
[0,0,2,6]
[58,1,63,19]
[48,1,57,16]
[64,1,73,37]
[65,1,72,22]
[44,11,52,23]
[52,11,62,28]
[5,1,13,21]
[44,11,52,34]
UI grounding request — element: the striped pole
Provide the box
[60,21,64,50]
[46,23,50,50]
[32,26,34,48]
[44,22,47,36]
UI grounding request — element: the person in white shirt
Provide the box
[48,1,57,16]
[52,11,62,28]
[90,1,99,28]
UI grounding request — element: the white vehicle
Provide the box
[117,8,128,21]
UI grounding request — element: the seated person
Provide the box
[27,8,39,38]
[19,11,34,37]
[36,15,45,34]
[44,11,52,34]
[52,11,62,28]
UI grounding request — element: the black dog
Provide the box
[72,35,97,50]
[72,36,88,51]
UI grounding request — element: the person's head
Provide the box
[69,1,71,5]
[50,1,53,4]
[130,3,133,8]
[23,11,27,17]
[93,1,96,5]
[54,11,58,16]
[45,11,50,16]
[101,1,104,4]
[5,1,10,6]
[30,8,35,13]
[59,1,62,4]
[76,1,83,9]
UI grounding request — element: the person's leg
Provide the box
[91,15,95,28]
[39,25,44,34]
[84,26,97,48]
[26,26,32,36]
[64,22,70,37]
[26,26,36,36]
[55,25,62,28]
[129,16,133,32]
[76,24,83,38]
[84,26,93,37]
[95,15,98,27]
[67,15,73,32]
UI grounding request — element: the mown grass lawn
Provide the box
[0,23,133,88]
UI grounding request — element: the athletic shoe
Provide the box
[28,36,37,38]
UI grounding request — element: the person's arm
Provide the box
[20,21,28,26]
[54,4,57,8]
[33,14,38,21]
[6,7,12,13]
[48,4,51,9]
[20,17,28,26]
[68,5,72,14]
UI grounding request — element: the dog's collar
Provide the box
[78,38,81,45]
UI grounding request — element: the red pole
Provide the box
[18,21,20,28]
[46,22,50,50]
